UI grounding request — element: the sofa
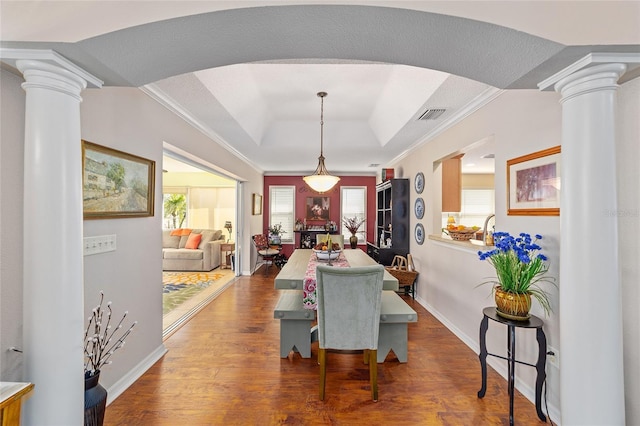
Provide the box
[162,228,226,271]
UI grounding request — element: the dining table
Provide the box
[274,248,399,292]
[273,249,415,362]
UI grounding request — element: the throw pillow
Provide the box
[162,231,180,249]
[185,233,202,249]
[179,235,189,248]
[198,230,215,249]
[170,228,192,236]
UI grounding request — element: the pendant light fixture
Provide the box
[303,91,340,193]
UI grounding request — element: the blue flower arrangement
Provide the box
[478,232,556,315]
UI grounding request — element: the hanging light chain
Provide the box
[318,91,326,157]
[303,91,339,193]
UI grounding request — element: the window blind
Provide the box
[460,189,494,228]
[269,186,295,243]
[341,187,367,243]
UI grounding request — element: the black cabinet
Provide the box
[369,178,410,266]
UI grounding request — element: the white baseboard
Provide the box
[414,296,561,425]
[105,344,168,405]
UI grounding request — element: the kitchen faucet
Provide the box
[483,214,495,241]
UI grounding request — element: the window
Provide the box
[340,187,367,243]
[269,186,295,243]
[445,189,494,229]
[163,189,188,229]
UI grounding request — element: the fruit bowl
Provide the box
[443,227,479,241]
[313,249,341,260]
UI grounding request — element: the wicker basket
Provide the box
[385,255,419,286]
[386,268,419,286]
[445,228,478,241]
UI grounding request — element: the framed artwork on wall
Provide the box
[306,196,330,220]
[82,140,155,219]
[252,193,262,215]
[507,145,561,216]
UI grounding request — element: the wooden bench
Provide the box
[378,291,418,363]
[274,291,315,358]
[274,290,417,362]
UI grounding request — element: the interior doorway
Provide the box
[161,153,239,336]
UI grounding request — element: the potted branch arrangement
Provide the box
[268,223,286,246]
[84,291,136,426]
[343,216,365,249]
[477,232,556,320]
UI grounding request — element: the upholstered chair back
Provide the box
[315,264,384,350]
[253,234,269,249]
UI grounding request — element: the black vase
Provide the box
[85,371,107,426]
[349,235,358,249]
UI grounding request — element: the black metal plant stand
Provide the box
[477,307,547,426]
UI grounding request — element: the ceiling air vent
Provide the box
[418,108,446,121]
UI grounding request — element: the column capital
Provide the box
[1,48,102,88]
[17,59,89,101]
[554,63,627,103]
[538,52,640,92]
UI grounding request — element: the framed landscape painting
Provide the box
[82,140,155,219]
[507,146,561,216]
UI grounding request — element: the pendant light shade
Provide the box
[304,92,340,193]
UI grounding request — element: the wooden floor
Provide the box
[105,267,546,425]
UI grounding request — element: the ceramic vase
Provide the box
[349,234,358,249]
[269,234,281,245]
[85,371,107,426]
[494,286,532,320]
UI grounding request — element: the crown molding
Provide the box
[142,83,264,175]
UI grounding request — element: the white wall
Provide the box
[392,89,563,417]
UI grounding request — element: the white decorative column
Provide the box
[551,62,627,424]
[16,58,92,425]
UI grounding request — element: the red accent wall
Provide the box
[263,175,377,258]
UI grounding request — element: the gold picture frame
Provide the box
[507,146,561,216]
[252,193,263,215]
[82,140,155,219]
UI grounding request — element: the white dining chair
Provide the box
[315,264,384,401]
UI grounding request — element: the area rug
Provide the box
[163,270,232,315]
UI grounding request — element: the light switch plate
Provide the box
[84,235,116,256]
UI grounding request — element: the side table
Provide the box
[220,242,235,270]
[477,307,547,425]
